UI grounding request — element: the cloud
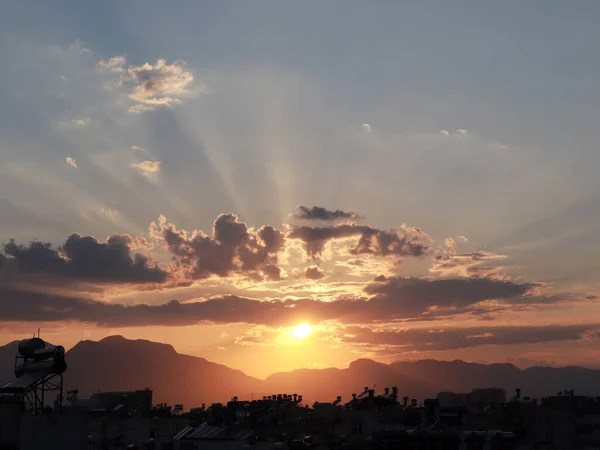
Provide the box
[65,157,77,168]
[100,208,119,219]
[293,206,362,222]
[130,145,143,151]
[129,160,161,175]
[235,329,278,347]
[288,223,431,260]
[71,118,88,126]
[150,214,286,280]
[1,233,167,284]
[455,128,468,136]
[431,251,508,279]
[440,130,450,136]
[0,272,563,328]
[332,323,600,353]
[305,266,325,280]
[361,123,372,132]
[363,276,540,318]
[97,55,127,73]
[97,56,196,112]
[262,264,283,281]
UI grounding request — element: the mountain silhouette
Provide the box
[0,336,598,407]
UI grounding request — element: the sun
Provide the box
[292,323,313,339]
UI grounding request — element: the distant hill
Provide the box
[0,336,598,407]
[266,358,600,403]
[64,336,262,407]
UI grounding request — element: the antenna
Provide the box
[37,328,40,338]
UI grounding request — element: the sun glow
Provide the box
[292,323,313,339]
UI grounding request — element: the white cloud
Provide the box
[129,160,161,175]
[65,157,77,168]
[97,56,196,113]
[71,118,88,126]
[455,128,469,136]
[130,145,143,151]
[100,208,119,219]
[440,129,450,136]
[97,55,127,73]
[361,123,373,132]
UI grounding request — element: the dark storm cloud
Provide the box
[305,266,325,280]
[334,324,599,352]
[150,214,286,279]
[1,233,167,284]
[0,276,562,328]
[294,206,362,221]
[288,224,431,259]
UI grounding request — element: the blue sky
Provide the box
[0,0,599,375]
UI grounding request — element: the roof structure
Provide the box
[174,423,254,441]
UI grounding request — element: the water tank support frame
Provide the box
[21,372,64,414]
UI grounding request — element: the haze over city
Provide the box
[1,0,600,381]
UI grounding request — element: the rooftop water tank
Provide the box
[18,338,46,358]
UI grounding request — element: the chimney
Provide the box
[368,390,374,398]
[516,388,521,400]
[384,388,390,396]
[293,394,298,401]
[352,393,357,400]
[403,396,409,407]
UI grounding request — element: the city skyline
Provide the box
[1,0,600,378]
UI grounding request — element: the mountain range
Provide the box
[0,335,598,407]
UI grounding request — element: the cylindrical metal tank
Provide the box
[17,338,46,358]
[15,359,67,378]
[32,345,65,361]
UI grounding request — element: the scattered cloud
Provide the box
[288,223,431,261]
[97,55,127,73]
[129,160,161,175]
[431,250,508,279]
[100,208,119,220]
[439,129,469,137]
[361,123,372,132]
[71,118,88,126]
[97,56,196,112]
[293,206,362,222]
[332,323,599,353]
[65,157,77,168]
[130,145,143,151]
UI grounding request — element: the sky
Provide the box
[1,0,600,379]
